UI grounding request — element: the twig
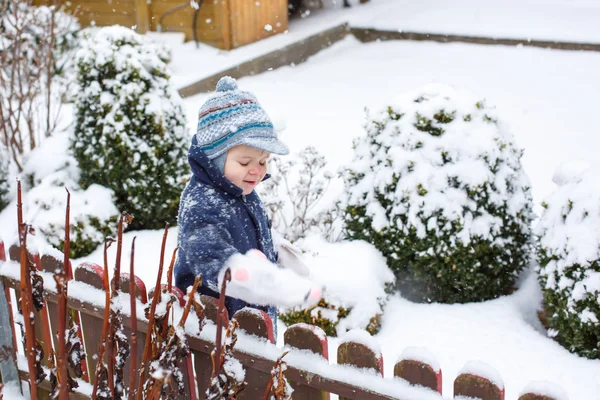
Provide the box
[137,223,169,400]
[128,237,138,400]
[18,223,37,400]
[91,237,115,399]
[166,247,178,294]
[55,187,71,400]
[211,268,231,378]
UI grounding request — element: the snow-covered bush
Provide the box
[71,26,189,230]
[536,162,600,359]
[258,146,342,243]
[22,133,119,258]
[278,238,394,336]
[343,84,534,303]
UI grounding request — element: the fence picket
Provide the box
[234,308,273,400]
[454,373,504,400]
[337,333,384,400]
[394,348,442,394]
[284,323,330,400]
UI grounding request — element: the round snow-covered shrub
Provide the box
[278,237,394,336]
[343,84,534,303]
[23,133,119,258]
[536,163,600,359]
[71,26,189,231]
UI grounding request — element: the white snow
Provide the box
[1,2,600,399]
[459,360,505,390]
[292,236,394,335]
[520,380,570,400]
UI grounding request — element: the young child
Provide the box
[174,76,289,326]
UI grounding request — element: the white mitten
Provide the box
[272,230,310,277]
[218,250,322,308]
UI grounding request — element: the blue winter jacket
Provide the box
[174,136,278,324]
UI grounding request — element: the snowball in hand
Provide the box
[218,250,323,308]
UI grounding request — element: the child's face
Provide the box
[224,145,270,195]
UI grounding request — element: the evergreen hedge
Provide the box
[71,26,189,230]
[536,164,600,359]
[343,84,534,303]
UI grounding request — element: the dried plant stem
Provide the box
[137,223,169,400]
[166,247,178,294]
[91,238,114,398]
[211,268,231,378]
[18,224,37,400]
[54,188,71,400]
[128,237,138,400]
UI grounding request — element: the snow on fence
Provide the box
[0,238,569,400]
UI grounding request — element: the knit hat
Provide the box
[196,76,289,161]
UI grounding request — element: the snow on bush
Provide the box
[21,133,119,258]
[536,162,600,359]
[343,83,534,303]
[258,146,342,243]
[279,237,394,336]
[71,26,189,231]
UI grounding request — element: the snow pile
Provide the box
[71,25,190,231]
[280,237,394,336]
[343,83,534,303]
[535,162,600,359]
[18,132,119,258]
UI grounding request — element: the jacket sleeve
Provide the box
[175,194,238,294]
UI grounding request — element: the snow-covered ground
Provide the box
[164,0,600,88]
[2,2,600,399]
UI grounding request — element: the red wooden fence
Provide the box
[0,240,568,400]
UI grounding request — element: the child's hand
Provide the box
[272,231,310,277]
[218,249,323,308]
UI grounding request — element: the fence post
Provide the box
[0,240,19,386]
[394,347,442,394]
[337,330,384,400]
[284,323,330,399]
[234,308,274,400]
[454,361,504,400]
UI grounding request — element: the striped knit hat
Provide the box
[196,76,289,162]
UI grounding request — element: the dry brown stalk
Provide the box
[18,223,38,400]
[263,351,292,400]
[142,276,202,398]
[137,223,169,400]
[128,236,138,400]
[166,247,178,294]
[112,212,130,399]
[212,268,232,378]
[54,187,70,400]
[91,237,115,399]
